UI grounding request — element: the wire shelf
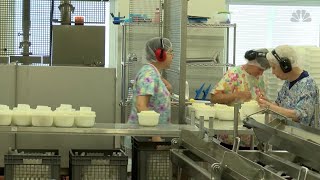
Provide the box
[186,63,234,67]
[187,23,236,28]
[123,22,163,27]
[126,0,163,119]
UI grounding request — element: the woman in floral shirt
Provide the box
[258,45,318,127]
[125,37,174,145]
[128,37,173,125]
[210,48,270,148]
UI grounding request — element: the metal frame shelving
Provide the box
[120,0,164,124]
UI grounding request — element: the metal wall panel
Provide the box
[16,66,115,123]
[164,0,188,124]
[52,26,105,65]
[14,66,116,168]
[0,65,16,107]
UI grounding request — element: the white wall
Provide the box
[118,0,130,17]
[116,0,226,18]
[188,0,227,18]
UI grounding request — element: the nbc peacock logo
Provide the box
[290,10,312,22]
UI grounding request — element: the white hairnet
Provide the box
[266,45,299,67]
[145,37,173,62]
[246,48,270,70]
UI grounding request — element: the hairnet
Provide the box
[145,37,173,62]
[266,45,299,67]
[246,48,270,70]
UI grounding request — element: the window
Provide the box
[228,5,320,65]
[1,0,109,65]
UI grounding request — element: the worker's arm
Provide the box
[258,98,298,121]
[210,91,252,105]
[161,77,172,93]
[135,95,151,112]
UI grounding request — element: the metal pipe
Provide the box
[249,135,254,150]
[264,109,270,124]
[233,103,241,139]
[199,116,204,134]
[120,25,127,123]
[233,25,237,66]
[298,166,309,180]
[178,0,188,124]
[49,0,55,63]
[190,111,195,126]
[232,137,240,153]
[315,88,319,128]
[14,62,18,108]
[21,0,31,56]
[226,27,229,65]
[208,117,214,141]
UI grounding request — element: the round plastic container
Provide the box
[0,110,12,126]
[241,100,261,116]
[75,111,96,128]
[137,111,160,126]
[32,110,53,127]
[17,104,30,110]
[216,109,234,121]
[53,111,75,127]
[12,110,32,126]
[194,106,215,120]
[80,107,92,112]
[0,105,10,110]
[214,104,234,120]
[59,104,73,111]
[36,105,51,111]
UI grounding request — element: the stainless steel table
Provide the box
[0,123,199,137]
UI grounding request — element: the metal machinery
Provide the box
[169,110,320,180]
[244,111,320,173]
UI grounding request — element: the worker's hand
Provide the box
[257,97,271,109]
[256,91,268,101]
[151,136,163,142]
[165,83,172,93]
[161,78,172,93]
[236,91,252,102]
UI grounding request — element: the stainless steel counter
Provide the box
[0,123,199,137]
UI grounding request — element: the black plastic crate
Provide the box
[69,149,128,180]
[4,149,60,180]
[132,137,172,180]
